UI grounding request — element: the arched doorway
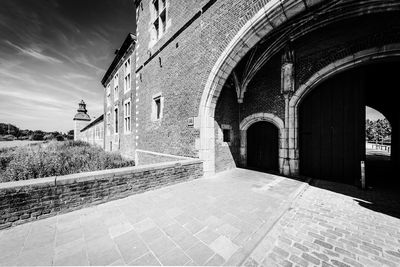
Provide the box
[247,121,279,172]
[298,69,365,184]
[297,61,400,186]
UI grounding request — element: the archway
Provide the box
[298,68,365,184]
[239,113,285,173]
[295,60,400,186]
[197,0,400,176]
[247,122,279,172]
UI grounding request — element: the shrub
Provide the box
[0,141,135,183]
[44,134,54,141]
[0,135,16,141]
[30,133,44,141]
[56,135,65,141]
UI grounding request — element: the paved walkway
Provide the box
[0,169,305,266]
[245,180,400,267]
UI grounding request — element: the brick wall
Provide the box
[0,159,203,229]
[294,14,400,89]
[135,0,276,158]
[131,0,400,173]
[242,54,284,120]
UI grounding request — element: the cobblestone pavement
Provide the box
[244,180,400,267]
[0,169,306,266]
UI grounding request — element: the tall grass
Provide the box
[0,141,135,183]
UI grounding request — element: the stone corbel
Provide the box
[232,70,245,103]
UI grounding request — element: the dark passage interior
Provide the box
[299,61,400,188]
[247,121,279,173]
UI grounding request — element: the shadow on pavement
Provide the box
[309,178,400,219]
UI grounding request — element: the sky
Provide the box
[366,107,385,121]
[0,0,136,133]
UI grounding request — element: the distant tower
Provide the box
[73,100,91,141]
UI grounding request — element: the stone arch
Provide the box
[239,113,285,173]
[198,0,309,175]
[198,0,400,175]
[287,44,400,175]
[240,112,284,131]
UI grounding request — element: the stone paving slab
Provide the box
[0,168,306,266]
[244,180,400,267]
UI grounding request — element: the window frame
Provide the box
[114,106,119,134]
[106,83,111,107]
[151,93,163,122]
[220,124,233,146]
[114,73,119,101]
[151,0,167,41]
[106,111,111,136]
[223,129,231,143]
[124,57,131,94]
[123,98,132,134]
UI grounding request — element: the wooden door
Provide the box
[247,121,279,172]
[299,70,365,184]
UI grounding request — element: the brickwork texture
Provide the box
[0,159,203,229]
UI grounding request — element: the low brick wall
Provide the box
[135,149,194,166]
[0,159,203,229]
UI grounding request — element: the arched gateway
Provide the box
[198,0,400,186]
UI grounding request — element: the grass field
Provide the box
[0,140,135,182]
[0,140,44,149]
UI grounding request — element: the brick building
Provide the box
[102,34,136,158]
[100,0,400,186]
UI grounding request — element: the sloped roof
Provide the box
[101,33,136,86]
[73,112,91,121]
[80,114,104,132]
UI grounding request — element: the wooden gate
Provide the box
[247,121,279,172]
[299,70,365,184]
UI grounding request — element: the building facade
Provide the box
[102,34,136,159]
[100,0,400,186]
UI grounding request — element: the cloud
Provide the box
[75,54,104,73]
[0,90,67,109]
[62,73,95,80]
[4,40,63,64]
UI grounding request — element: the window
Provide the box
[220,124,232,145]
[100,126,104,140]
[151,0,167,41]
[151,93,163,121]
[114,107,119,134]
[124,58,131,93]
[106,112,111,136]
[106,84,111,107]
[155,98,161,119]
[223,129,231,142]
[95,127,99,140]
[124,98,131,133]
[114,73,119,101]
